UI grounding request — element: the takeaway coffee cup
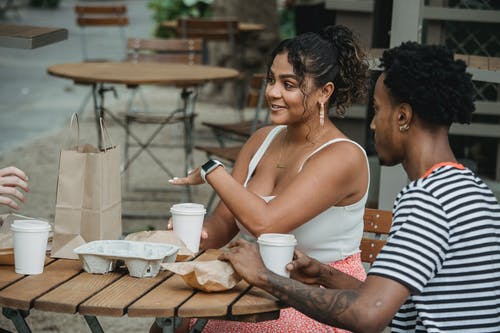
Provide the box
[170,203,206,253]
[257,233,297,277]
[11,220,51,275]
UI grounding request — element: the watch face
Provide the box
[202,160,217,172]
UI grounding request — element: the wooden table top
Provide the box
[47,62,239,87]
[0,23,68,49]
[161,20,264,33]
[0,249,280,322]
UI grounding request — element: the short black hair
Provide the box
[380,42,475,126]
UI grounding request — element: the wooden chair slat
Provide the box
[361,208,392,267]
[363,208,392,234]
[75,5,127,14]
[77,17,128,27]
[176,18,238,42]
[360,239,387,265]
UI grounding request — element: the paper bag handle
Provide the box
[65,112,80,149]
[99,117,115,150]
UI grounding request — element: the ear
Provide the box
[397,103,413,127]
[319,82,334,104]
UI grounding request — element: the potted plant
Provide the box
[148,0,214,37]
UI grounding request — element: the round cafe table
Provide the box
[47,62,239,201]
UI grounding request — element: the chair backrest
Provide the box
[126,38,203,65]
[247,73,269,133]
[361,208,392,266]
[74,3,129,61]
[176,17,238,41]
[176,17,238,64]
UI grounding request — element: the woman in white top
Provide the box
[166,25,370,333]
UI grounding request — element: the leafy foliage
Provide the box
[148,0,214,37]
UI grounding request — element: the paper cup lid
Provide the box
[11,220,51,232]
[170,203,206,215]
[257,233,297,246]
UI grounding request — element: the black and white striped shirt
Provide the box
[369,164,500,332]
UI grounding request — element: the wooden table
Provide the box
[0,23,68,49]
[0,249,280,333]
[47,62,239,200]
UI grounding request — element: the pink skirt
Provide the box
[191,252,366,333]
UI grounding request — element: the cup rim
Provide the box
[170,202,206,215]
[257,238,297,246]
[11,220,51,232]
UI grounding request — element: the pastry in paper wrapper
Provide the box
[125,230,193,261]
[161,260,242,292]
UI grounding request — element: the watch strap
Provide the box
[200,159,224,183]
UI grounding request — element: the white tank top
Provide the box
[236,125,370,263]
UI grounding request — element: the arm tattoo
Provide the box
[266,272,360,329]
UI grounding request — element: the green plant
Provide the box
[148,0,214,37]
[279,7,295,39]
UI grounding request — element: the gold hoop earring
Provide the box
[319,102,325,127]
[399,123,409,132]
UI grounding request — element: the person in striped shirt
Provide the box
[220,42,500,332]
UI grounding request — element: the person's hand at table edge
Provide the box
[0,166,29,210]
[219,238,274,287]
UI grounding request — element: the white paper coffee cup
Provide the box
[257,233,297,277]
[170,203,206,253]
[11,220,51,275]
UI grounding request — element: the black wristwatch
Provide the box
[200,159,224,183]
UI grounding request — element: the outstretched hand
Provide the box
[168,167,204,186]
[0,166,29,210]
[218,238,269,286]
[287,249,324,286]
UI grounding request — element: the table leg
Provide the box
[180,88,198,202]
[84,315,104,333]
[91,83,118,150]
[189,319,208,333]
[2,308,31,333]
[155,317,180,333]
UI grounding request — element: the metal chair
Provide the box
[176,17,247,113]
[122,37,204,202]
[74,3,129,116]
[200,73,268,147]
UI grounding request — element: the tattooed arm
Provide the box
[220,239,410,333]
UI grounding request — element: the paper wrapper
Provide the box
[0,213,53,265]
[161,260,242,292]
[124,230,194,261]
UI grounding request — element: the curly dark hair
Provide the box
[380,42,475,126]
[267,25,369,117]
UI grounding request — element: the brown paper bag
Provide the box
[51,114,122,259]
[161,260,242,292]
[124,230,194,261]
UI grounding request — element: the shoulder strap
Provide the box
[298,138,367,172]
[244,125,286,186]
[298,138,371,199]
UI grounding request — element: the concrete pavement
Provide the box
[0,0,152,153]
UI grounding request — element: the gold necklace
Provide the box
[276,129,289,169]
[275,128,328,169]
